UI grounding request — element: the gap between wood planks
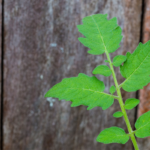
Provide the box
[133,0,145,150]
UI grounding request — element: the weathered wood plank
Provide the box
[138,0,150,149]
[0,0,2,149]
[3,0,141,150]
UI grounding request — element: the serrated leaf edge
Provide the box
[45,87,119,100]
[120,44,150,89]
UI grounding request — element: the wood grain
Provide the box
[0,0,2,149]
[3,0,142,150]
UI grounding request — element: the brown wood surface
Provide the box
[138,0,150,149]
[0,0,2,149]
[3,0,142,150]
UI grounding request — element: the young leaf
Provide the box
[124,98,140,110]
[120,65,126,78]
[77,14,122,55]
[109,85,116,94]
[135,111,150,138]
[105,60,109,63]
[120,41,150,92]
[113,55,127,67]
[96,127,129,144]
[120,52,131,78]
[45,73,116,110]
[126,52,131,59]
[113,111,123,118]
[92,65,112,76]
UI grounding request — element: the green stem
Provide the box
[105,51,139,150]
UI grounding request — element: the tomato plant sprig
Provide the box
[45,14,150,150]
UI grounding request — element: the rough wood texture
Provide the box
[138,0,150,149]
[3,0,141,150]
[0,0,2,149]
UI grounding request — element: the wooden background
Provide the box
[1,0,150,150]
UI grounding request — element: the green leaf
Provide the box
[45,73,116,110]
[120,65,126,78]
[113,55,127,67]
[77,14,122,55]
[135,111,150,138]
[96,127,129,144]
[92,65,112,76]
[126,52,131,59]
[109,85,116,94]
[124,98,140,110]
[105,60,109,63]
[113,111,123,118]
[120,41,150,92]
[120,52,131,78]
